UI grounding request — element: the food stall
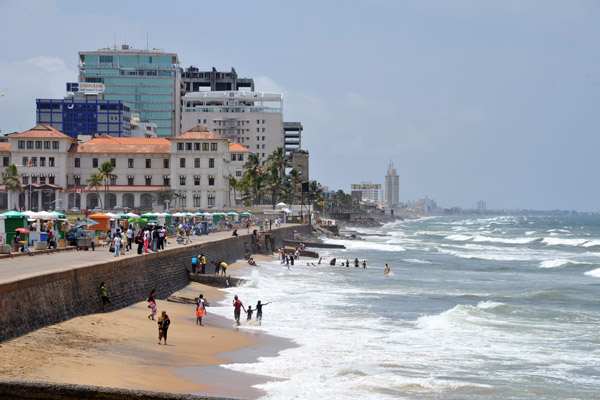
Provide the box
[88,212,110,242]
[2,211,28,249]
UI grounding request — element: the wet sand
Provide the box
[0,256,290,399]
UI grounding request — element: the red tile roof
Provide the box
[172,125,227,141]
[6,124,76,140]
[229,143,250,152]
[0,142,11,152]
[70,135,171,154]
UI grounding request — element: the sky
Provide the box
[1,0,599,211]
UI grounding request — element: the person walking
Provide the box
[143,227,150,253]
[196,294,206,326]
[136,229,144,255]
[99,282,110,312]
[120,229,126,255]
[148,298,157,320]
[113,229,122,257]
[126,225,133,251]
[233,295,246,326]
[157,311,170,345]
[255,300,271,326]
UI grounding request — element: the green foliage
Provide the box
[2,164,22,193]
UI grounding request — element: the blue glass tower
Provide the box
[78,45,181,137]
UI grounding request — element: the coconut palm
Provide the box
[3,164,22,209]
[229,174,239,207]
[98,161,116,209]
[266,148,289,208]
[86,172,104,209]
[288,168,302,207]
[243,153,262,205]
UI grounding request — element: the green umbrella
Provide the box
[51,211,67,219]
[2,211,27,218]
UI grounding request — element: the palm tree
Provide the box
[3,164,22,209]
[229,174,239,207]
[98,161,116,209]
[266,148,289,208]
[86,172,104,209]
[288,168,302,207]
[243,153,262,205]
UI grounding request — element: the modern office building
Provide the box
[385,161,399,205]
[36,91,131,138]
[351,182,383,203]
[78,45,181,137]
[181,67,254,92]
[181,91,283,164]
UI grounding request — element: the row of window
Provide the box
[22,176,55,185]
[18,140,60,150]
[176,142,219,152]
[179,175,215,186]
[21,157,56,167]
[70,174,218,187]
[75,158,171,169]
[179,158,215,168]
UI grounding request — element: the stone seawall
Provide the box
[0,225,309,343]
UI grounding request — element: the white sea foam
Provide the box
[477,300,506,309]
[539,259,574,268]
[582,240,600,248]
[445,234,472,241]
[472,235,541,245]
[542,237,589,247]
[525,231,536,235]
[584,268,600,278]
[403,258,433,264]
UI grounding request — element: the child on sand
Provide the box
[148,299,157,320]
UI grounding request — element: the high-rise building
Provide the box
[78,45,181,137]
[283,122,303,154]
[351,182,383,203]
[477,200,487,212]
[385,161,399,205]
[181,91,283,164]
[36,91,131,138]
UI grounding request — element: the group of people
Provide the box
[328,257,367,268]
[146,289,170,345]
[106,225,169,257]
[233,295,271,326]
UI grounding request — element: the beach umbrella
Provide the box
[2,211,27,218]
[15,227,30,234]
[125,212,140,219]
[141,212,157,217]
[38,211,57,220]
[51,211,67,219]
[104,212,119,219]
[172,212,186,217]
[276,202,287,208]
[227,212,238,216]
[21,211,40,219]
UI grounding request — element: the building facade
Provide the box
[181,67,254,92]
[78,45,181,138]
[351,182,383,203]
[283,122,303,154]
[36,92,131,138]
[385,161,400,206]
[181,91,283,165]
[0,124,249,212]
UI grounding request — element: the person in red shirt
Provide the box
[233,295,246,326]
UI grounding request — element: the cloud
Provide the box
[0,56,77,133]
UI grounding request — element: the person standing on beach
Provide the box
[196,294,206,326]
[148,298,157,320]
[158,311,170,345]
[255,300,271,326]
[99,282,110,312]
[233,295,246,326]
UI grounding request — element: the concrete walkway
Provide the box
[0,225,290,285]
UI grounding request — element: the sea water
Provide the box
[208,215,600,399]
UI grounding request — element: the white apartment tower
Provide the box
[385,161,399,206]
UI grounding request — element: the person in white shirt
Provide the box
[114,229,122,257]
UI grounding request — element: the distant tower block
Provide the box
[385,161,399,206]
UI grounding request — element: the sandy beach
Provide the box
[0,257,287,399]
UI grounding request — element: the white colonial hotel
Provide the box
[0,124,249,211]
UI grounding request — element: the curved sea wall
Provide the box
[0,225,309,343]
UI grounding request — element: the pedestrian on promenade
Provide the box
[233,295,246,326]
[113,229,121,257]
[158,226,165,249]
[126,225,133,251]
[158,311,170,345]
[136,229,144,254]
[192,256,198,274]
[255,300,271,326]
[99,282,110,312]
[232,229,238,238]
[120,229,126,255]
[143,227,150,253]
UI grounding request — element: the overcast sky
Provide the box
[1,0,599,211]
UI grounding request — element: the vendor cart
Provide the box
[76,230,95,251]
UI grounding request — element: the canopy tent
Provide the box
[104,212,120,219]
[158,212,171,226]
[128,218,148,228]
[240,212,251,217]
[72,218,100,230]
[141,213,159,223]
[37,211,57,220]
[88,213,110,231]
[183,212,193,217]
[2,211,27,219]
[115,213,129,219]
[194,212,204,217]
[227,212,238,216]
[172,212,186,217]
[203,212,213,218]
[51,211,67,219]
[276,202,288,208]
[2,211,27,245]
[21,211,40,220]
[125,212,140,219]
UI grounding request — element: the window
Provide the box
[179,176,186,185]
[194,176,200,186]
[52,141,59,149]
[231,154,236,161]
[179,194,186,208]
[145,176,152,185]
[74,158,80,168]
[237,154,243,161]
[22,176,28,185]
[194,158,200,168]
[193,194,201,207]
[110,177,116,185]
[256,128,259,133]
[211,143,217,151]
[128,159,134,168]
[93,158,98,168]
[164,159,169,168]
[186,143,192,151]
[209,158,214,168]
[256,120,260,124]
[208,193,215,207]
[31,176,37,184]
[44,141,50,149]
[35,141,42,149]
[236,170,242,177]
[256,145,259,150]
[40,158,45,167]
[262,145,265,149]
[18,141,25,149]
[128,176,134,186]
[194,143,200,151]
[163,176,170,186]
[208,176,215,186]
[262,128,265,133]
[49,157,55,167]
[202,143,209,151]
[262,136,265,141]
[27,141,33,149]
[3,157,9,167]
[110,158,116,167]
[180,158,186,168]
[177,143,184,151]
[49,176,55,185]
[31,157,37,167]
[74,176,80,185]
[256,136,259,141]
[146,159,151,168]
[40,176,46,184]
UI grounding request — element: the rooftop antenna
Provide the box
[113,32,117,50]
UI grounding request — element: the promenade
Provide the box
[0,226,285,285]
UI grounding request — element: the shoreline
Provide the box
[0,257,293,399]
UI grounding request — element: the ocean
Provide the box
[208,215,600,399]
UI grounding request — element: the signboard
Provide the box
[66,82,105,94]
